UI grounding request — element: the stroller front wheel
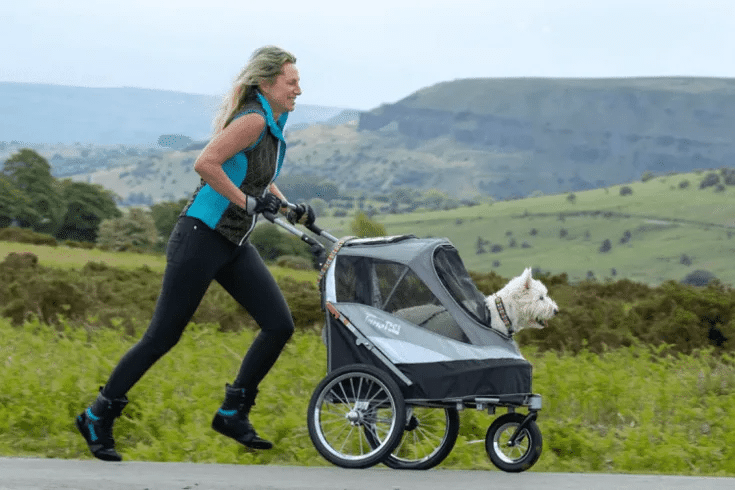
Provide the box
[307,364,406,469]
[485,412,542,472]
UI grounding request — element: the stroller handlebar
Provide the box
[262,199,339,250]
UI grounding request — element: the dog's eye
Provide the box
[539,295,545,301]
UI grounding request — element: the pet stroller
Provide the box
[266,207,543,472]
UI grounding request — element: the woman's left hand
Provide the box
[287,203,315,225]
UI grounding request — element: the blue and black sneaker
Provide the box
[212,384,272,450]
[76,388,128,461]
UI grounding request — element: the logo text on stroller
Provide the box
[365,314,401,336]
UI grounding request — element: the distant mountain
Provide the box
[352,77,735,198]
[2,78,734,205]
[0,82,351,145]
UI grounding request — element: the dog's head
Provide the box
[488,267,559,333]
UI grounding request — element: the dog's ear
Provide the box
[522,267,533,289]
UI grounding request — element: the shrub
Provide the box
[250,224,312,263]
[619,186,633,196]
[699,172,720,189]
[0,227,57,246]
[681,270,716,287]
[275,255,313,271]
[599,239,612,253]
[1,251,38,269]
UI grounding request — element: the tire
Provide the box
[368,406,460,470]
[307,364,406,469]
[485,412,542,473]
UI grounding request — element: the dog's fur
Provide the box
[486,267,559,336]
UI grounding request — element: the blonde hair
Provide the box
[212,46,297,134]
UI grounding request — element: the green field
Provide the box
[0,241,316,284]
[321,172,735,286]
[2,318,734,474]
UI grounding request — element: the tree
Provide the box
[55,180,121,242]
[350,211,385,238]
[0,176,31,227]
[2,149,63,233]
[97,208,158,251]
[249,224,312,262]
[150,198,188,242]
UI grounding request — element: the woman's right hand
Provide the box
[248,193,282,215]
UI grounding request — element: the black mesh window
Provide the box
[334,255,470,343]
[433,246,489,325]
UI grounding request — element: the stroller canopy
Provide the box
[322,236,532,401]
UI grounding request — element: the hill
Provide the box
[349,77,735,199]
[2,78,734,205]
[318,169,735,287]
[0,82,351,146]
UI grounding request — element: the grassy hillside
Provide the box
[320,170,735,286]
[0,169,731,287]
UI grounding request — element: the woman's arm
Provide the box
[193,113,266,210]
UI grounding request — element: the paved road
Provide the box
[1,458,732,490]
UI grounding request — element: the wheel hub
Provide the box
[346,409,363,425]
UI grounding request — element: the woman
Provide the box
[76,46,314,461]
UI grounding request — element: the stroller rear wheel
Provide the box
[366,406,460,470]
[307,364,406,469]
[485,412,542,472]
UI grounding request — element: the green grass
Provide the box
[2,317,734,474]
[0,241,316,283]
[320,172,735,286]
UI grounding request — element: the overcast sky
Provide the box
[2,0,734,110]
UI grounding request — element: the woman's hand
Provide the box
[287,203,315,225]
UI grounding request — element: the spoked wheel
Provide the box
[485,412,542,473]
[307,364,406,469]
[367,406,460,470]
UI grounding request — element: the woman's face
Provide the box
[260,62,301,116]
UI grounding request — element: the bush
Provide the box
[724,169,735,186]
[700,172,720,189]
[0,227,57,246]
[276,255,313,271]
[250,224,313,263]
[350,212,385,238]
[619,186,633,196]
[681,270,717,287]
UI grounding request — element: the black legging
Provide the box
[102,216,294,399]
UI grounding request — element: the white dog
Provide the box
[486,267,559,336]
